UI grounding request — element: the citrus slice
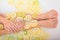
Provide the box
[27,28,49,40]
[30,20,38,27]
[6,12,16,20]
[24,35,30,40]
[16,17,24,22]
[8,0,15,5]
[0,24,4,30]
[24,24,31,30]
[16,31,25,40]
[24,15,32,21]
[24,22,31,29]
[16,12,26,18]
[32,13,37,18]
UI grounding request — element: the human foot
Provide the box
[38,18,58,28]
[35,9,58,20]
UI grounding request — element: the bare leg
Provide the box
[34,9,58,20]
[38,18,58,28]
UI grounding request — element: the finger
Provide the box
[4,25,13,33]
[14,21,24,32]
[14,23,20,32]
[10,22,20,32]
[10,23,17,33]
[14,22,23,32]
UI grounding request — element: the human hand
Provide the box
[3,20,24,33]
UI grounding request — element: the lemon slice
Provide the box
[32,13,37,18]
[15,31,25,40]
[24,20,38,29]
[24,15,32,21]
[28,28,41,36]
[24,24,31,30]
[30,20,38,27]
[33,0,39,6]
[6,12,16,20]
[8,0,15,5]
[0,24,4,30]
[16,12,26,18]
[24,35,30,40]
[16,17,24,22]
[27,28,49,40]
[24,22,31,29]
[15,0,40,14]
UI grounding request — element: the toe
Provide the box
[53,18,58,24]
[52,18,57,28]
[51,9,58,17]
[49,9,58,18]
[52,18,58,28]
[50,9,57,14]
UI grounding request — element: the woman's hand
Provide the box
[3,20,24,33]
[0,16,24,35]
